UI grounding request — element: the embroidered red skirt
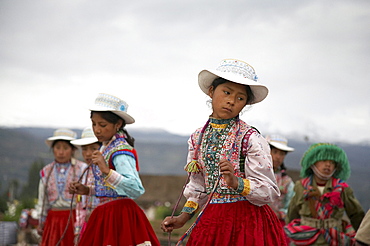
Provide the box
[186,200,287,246]
[41,209,75,246]
[78,198,160,246]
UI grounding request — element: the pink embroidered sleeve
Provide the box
[182,135,208,214]
[242,132,280,206]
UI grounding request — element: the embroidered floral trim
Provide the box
[240,178,251,196]
[181,201,199,214]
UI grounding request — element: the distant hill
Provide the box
[0,127,369,210]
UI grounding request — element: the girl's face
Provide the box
[53,141,74,163]
[81,143,100,164]
[208,81,248,119]
[271,148,287,171]
[91,112,122,143]
[314,160,336,176]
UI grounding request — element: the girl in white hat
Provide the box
[161,59,287,245]
[266,134,295,245]
[36,128,87,246]
[69,93,160,246]
[69,127,101,243]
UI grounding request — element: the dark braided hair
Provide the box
[90,111,135,147]
[280,162,287,177]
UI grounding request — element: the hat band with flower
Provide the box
[300,143,350,181]
[90,93,135,124]
[95,93,128,112]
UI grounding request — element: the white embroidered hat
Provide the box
[198,59,269,104]
[265,134,295,152]
[71,127,99,146]
[89,93,135,124]
[45,128,77,147]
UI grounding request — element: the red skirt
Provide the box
[78,198,160,246]
[41,209,75,246]
[186,200,287,246]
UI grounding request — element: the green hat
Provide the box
[300,143,350,181]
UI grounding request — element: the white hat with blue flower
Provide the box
[198,59,269,104]
[90,93,135,124]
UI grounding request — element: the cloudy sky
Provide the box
[0,0,369,144]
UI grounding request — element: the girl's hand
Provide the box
[92,150,110,175]
[161,213,190,233]
[37,226,43,236]
[68,182,89,195]
[219,159,238,190]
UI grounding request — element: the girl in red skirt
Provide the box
[37,128,87,246]
[161,59,287,245]
[69,93,160,246]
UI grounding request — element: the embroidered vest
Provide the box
[191,119,256,195]
[93,133,138,197]
[40,159,85,204]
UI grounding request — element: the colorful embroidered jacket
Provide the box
[36,159,87,227]
[181,117,279,215]
[90,130,145,202]
[285,176,365,245]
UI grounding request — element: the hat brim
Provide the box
[70,137,99,146]
[270,142,295,152]
[198,69,269,104]
[89,106,135,124]
[45,136,77,148]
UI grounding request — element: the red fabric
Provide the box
[41,209,75,246]
[186,200,287,246]
[79,198,160,246]
[279,219,291,246]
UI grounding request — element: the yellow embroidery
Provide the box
[103,169,115,189]
[210,122,228,129]
[240,179,251,196]
[184,200,199,210]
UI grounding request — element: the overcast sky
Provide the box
[0,0,369,144]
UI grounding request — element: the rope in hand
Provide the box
[175,174,221,246]
[55,163,92,246]
[55,138,114,246]
[167,173,191,246]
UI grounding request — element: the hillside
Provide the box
[0,127,369,210]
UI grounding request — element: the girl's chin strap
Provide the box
[311,165,336,181]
